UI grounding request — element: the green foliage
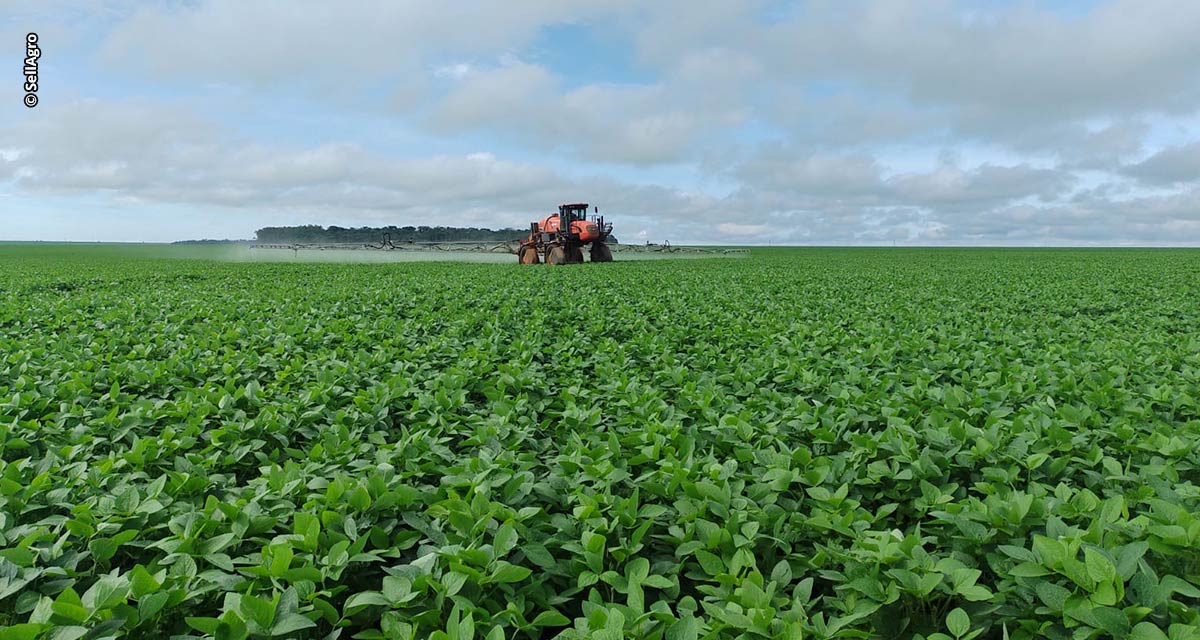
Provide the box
[2,246,1200,639]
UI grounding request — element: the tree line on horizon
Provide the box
[254,224,527,244]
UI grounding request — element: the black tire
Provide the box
[590,243,613,263]
[519,245,540,264]
[566,246,585,264]
[547,246,567,265]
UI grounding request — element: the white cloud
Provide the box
[717,222,770,236]
[1126,142,1200,186]
[889,164,1075,206]
[433,63,473,79]
[95,1,626,86]
[5,97,1199,245]
[426,61,744,165]
[4,0,1200,244]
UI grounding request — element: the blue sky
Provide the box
[2,0,1199,245]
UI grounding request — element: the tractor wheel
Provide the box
[566,246,585,264]
[547,246,568,265]
[590,243,613,263]
[518,245,540,264]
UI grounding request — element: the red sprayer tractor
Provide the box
[517,203,614,265]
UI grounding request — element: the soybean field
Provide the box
[2,245,1199,640]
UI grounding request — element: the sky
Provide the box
[2,0,1200,245]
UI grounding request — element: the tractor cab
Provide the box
[558,203,590,227]
[539,203,595,235]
